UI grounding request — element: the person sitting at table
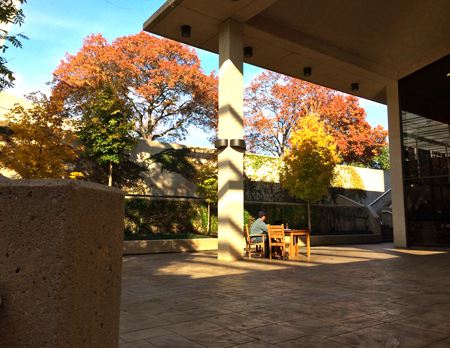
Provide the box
[249,211,269,258]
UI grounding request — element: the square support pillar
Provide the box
[217,19,244,261]
[0,179,124,347]
[387,82,408,247]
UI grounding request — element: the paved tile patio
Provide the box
[120,243,450,347]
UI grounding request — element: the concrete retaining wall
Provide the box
[296,234,382,246]
[124,238,218,255]
[123,234,382,255]
[125,140,390,205]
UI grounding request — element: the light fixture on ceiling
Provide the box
[351,83,359,91]
[244,46,253,58]
[181,25,191,38]
[303,67,312,77]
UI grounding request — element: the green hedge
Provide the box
[245,202,369,234]
[244,202,307,229]
[124,199,218,237]
[125,199,370,239]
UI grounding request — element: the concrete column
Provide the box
[217,19,244,261]
[0,179,124,347]
[387,82,408,247]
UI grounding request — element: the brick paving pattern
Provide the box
[120,244,450,347]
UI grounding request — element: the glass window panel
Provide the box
[400,55,450,247]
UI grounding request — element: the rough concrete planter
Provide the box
[0,179,124,348]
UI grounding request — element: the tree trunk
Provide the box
[108,161,113,187]
[307,202,312,231]
[207,202,211,235]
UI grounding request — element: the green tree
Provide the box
[370,146,390,171]
[0,92,79,178]
[76,86,138,186]
[1,0,28,90]
[146,148,198,182]
[193,157,218,235]
[145,148,218,235]
[281,113,340,231]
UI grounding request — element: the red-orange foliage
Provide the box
[244,71,387,165]
[52,32,218,142]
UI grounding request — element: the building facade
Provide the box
[399,56,450,247]
[143,1,450,258]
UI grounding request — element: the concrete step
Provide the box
[381,225,394,242]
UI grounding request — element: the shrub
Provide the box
[124,198,369,239]
[124,198,218,237]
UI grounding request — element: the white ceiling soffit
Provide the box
[144,0,450,105]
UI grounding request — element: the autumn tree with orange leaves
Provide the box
[244,71,387,166]
[51,32,218,143]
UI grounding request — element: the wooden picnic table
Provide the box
[284,229,310,258]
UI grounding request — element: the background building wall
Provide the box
[0,92,33,127]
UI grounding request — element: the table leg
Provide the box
[306,233,310,258]
[289,234,293,259]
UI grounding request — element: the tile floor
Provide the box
[119,243,450,347]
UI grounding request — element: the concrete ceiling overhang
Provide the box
[144,0,450,105]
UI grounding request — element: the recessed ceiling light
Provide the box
[181,25,191,38]
[244,47,253,58]
[447,73,450,77]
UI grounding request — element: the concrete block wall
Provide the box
[127,140,390,207]
[129,140,215,196]
[0,179,124,348]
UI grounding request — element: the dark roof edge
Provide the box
[143,0,184,32]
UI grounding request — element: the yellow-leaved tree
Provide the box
[281,113,340,231]
[0,92,79,179]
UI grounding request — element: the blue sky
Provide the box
[6,0,388,148]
